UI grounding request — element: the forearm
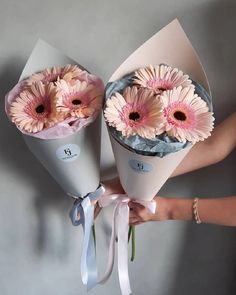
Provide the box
[171,141,216,177]
[172,112,236,177]
[160,196,236,226]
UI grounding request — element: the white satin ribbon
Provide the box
[98,194,156,295]
[69,185,105,290]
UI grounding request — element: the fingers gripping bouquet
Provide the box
[101,20,214,295]
[5,40,105,290]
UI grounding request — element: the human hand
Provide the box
[94,177,125,218]
[129,196,171,225]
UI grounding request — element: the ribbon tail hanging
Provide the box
[81,197,97,290]
[98,202,120,284]
[117,202,132,295]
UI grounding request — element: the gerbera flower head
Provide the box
[9,82,60,133]
[161,86,214,143]
[55,79,103,119]
[104,86,165,139]
[133,65,193,95]
[26,64,83,86]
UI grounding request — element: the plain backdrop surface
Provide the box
[0,0,236,295]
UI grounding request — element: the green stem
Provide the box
[92,224,96,247]
[128,226,132,242]
[131,225,136,262]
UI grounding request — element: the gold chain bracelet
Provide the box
[193,198,202,224]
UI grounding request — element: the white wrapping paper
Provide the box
[101,20,212,295]
[107,19,211,200]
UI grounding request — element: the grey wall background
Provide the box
[0,0,236,294]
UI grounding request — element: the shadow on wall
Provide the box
[199,0,236,122]
[0,59,73,257]
[167,156,236,295]
[203,0,236,122]
[167,1,236,295]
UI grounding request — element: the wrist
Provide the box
[168,198,193,221]
[154,197,193,221]
[153,197,172,221]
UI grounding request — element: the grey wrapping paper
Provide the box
[23,116,101,197]
[17,40,102,198]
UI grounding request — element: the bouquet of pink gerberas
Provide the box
[104,64,214,198]
[98,20,215,295]
[5,40,105,290]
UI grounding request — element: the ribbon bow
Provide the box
[69,185,105,290]
[98,194,156,295]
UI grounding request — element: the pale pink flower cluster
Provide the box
[104,65,214,143]
[9,65,104,133]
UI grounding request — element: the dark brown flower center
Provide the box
[72,99,82,105]
[35,104,45,114]
[129,112,140,121]
[174,111,187,121]
[44,74,59,84]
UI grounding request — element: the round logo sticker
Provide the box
[56,144,80,162]
[129,159,153,174]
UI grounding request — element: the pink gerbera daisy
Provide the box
[133,65,193,95]
[9,82,60,133]
[104,86,164,139]
[55,79,103,118]
[26,64,83,86]
[161,86,214,143]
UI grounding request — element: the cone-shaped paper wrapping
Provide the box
[109,19,210,93]
[23,116,101,197]
[107,19,211,201]
[110,136,191,201]
[20,40,101,198]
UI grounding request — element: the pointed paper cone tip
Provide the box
[108,19,210,95]
[20,39,85,81]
